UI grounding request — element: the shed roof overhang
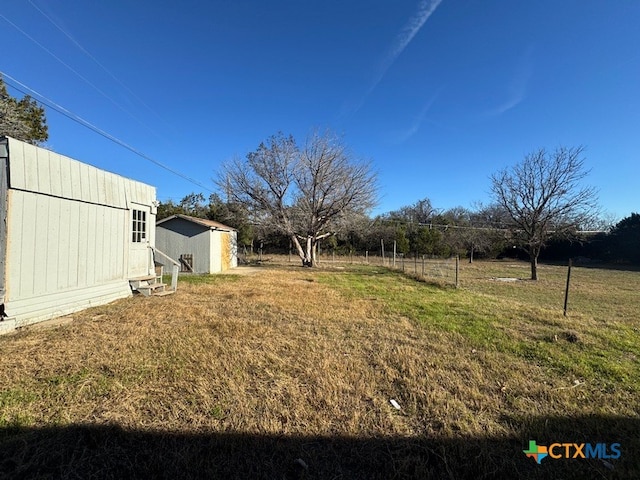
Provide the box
[156,214,236,232]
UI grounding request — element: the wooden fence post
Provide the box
[393,241,397,268]
[564,258,572,316]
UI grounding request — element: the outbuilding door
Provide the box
[128,205,152,277]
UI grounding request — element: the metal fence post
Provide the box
[564,258,572,316]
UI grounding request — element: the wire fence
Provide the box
[240,242,461,287]
[300,251,460,287]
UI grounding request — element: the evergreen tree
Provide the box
[0,77,48,144]
[607,213,640,264]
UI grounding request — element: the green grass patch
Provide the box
[318,264,640,392]
[0,388,38,410]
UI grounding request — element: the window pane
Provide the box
[132,209,143,242]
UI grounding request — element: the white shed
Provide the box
[156,215,237,274]
[0,136,173,334]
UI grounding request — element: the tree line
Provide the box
[158,186,638,273]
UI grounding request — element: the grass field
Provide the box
[1,260,638,479]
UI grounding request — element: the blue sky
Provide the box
[1,0,638,220]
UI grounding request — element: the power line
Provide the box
[26,0,170,132]
[1,71,214,193]
[372,217,509,231]
[371,217,603,234]
[0,10,166,141]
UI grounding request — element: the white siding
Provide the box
[5,137,155,209]
[1,137,158,327]
[6,281,131,328]
[5,190,128,302]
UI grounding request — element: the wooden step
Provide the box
[152,290,175,297]
[137,282,167,297]
[129,275,163,290]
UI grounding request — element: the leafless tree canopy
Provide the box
[490,146,599,279]
[220,131,377,266]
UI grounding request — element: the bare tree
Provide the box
[220,131,377,266]
[387,197,435,224]
[490,146,599,280]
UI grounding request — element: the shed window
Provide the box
[132,209,147,242]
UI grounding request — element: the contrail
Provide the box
[372,0,443,94]
[397,87,443,142]
[27,0,166,126]
[342,0,443,117]
[485,45,534,116]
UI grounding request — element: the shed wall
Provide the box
[0,137,157,326]
[4,189,131,321]
[156,219,211,273]
[156,217,237,274]
[6,137,154,207]
[210,230,238,272]
[210,231,222,273]
[227,231,238,269]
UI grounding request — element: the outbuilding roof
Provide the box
[156,214,236,232]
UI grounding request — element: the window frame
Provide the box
[131,209,147,243]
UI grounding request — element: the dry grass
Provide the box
[1,261,639,479]
[460,259,638,319]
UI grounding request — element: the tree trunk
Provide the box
[469,245,474,264]
[305,237,314,267]
[291,235,317,267]
[291,235,310,266]
[530,254,538,280]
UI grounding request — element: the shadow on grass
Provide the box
[573,262,640,273]
[1,415,636,479]
[540,260,640,273]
